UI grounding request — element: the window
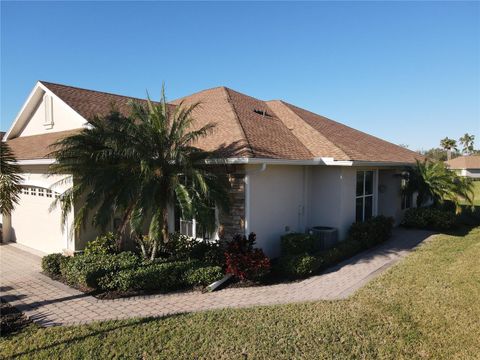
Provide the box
[38,188,45,196]
[356,171,375,222]
[174,202,215,240]
[46,189,53,198]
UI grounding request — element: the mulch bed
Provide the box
[1,299,31,335]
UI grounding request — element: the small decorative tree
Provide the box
[406,160,474,213]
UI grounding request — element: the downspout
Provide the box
[244,163,267,235]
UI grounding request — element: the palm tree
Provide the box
[459,133,475,155]
[0,141,22,216]
[406,159,474,213]
[440,137,458,160]
[49,88,230,260]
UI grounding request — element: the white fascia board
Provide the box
[351,161,415,167]
[205,158,324,165]
[205,157,354,166]
[16,159,56,165]
[4,82,45,140]
[4,81,90,140]
[205,157,414,167]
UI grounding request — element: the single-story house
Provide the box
[445,155,480,179]
[1,81,423,257]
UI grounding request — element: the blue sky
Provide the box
[1,1,479,150]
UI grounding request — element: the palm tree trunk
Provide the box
[117,203,135,250]
[149,239,158,261]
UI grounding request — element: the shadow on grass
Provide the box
[5,314,185,359]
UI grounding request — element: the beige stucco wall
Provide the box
[19,93,85,137]
[247,165,305,257]
[307,166,358,242]
[247,165,407,257]
[377,169,404,225]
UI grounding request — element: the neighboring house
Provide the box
[445,155,480,179]
[1,81,423,257]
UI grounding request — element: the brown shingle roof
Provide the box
[446,155,480,169]
[6,81,423,163]
[278,101,423,163]
[7,130,79,160]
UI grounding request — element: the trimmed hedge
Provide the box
[41,253,69,277]
[347,215,394,248]
[50,250,224,293]
[60,252,141,290]
[402,207,457,230]
[105,261,223,292]
[280,233,315,256]
[276,253,320,278]
[184,265,224,287]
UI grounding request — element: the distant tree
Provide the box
[0,141,22,215]
[459,133,475,155]
[399,144,409,149]
[440,137,458,160]
[419,148,448,162]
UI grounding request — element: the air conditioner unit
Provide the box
[309,226,338,251]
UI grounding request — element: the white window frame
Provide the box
[356,170,378,222]
[176,207,219,241]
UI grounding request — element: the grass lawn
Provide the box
[458,180,480,206]
[2,228,480,359]
[471,181,480,205]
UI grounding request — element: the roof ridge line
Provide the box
[222,87,255,158]
[40,81,154,103]
[170,86,233,104]
[270,100,349,160]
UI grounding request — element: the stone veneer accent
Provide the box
[217,165,245,240]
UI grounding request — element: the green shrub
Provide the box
[277,253,321,278]
[274,216,393,280]
[111,260,200,292]
[317,238,363,270]
[61,251,140,290]
[159,233,224,266]
[280,233,315,255]
[84,232,119,256]
[42,253,69,277]
[402,207,457,230]
[348,215,394,248]
[184,266,224,286]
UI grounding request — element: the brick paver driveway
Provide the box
[0,228,434,326]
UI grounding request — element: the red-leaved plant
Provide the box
[224,233,270,281]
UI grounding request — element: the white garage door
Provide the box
[9,186,67,254]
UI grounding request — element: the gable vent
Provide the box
[43,94,54,129]
[253,109,273,118]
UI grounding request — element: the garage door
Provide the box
[9,186,67,254]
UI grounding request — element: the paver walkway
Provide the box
[0,228,434,326]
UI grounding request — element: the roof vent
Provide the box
[253,109,273,118]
